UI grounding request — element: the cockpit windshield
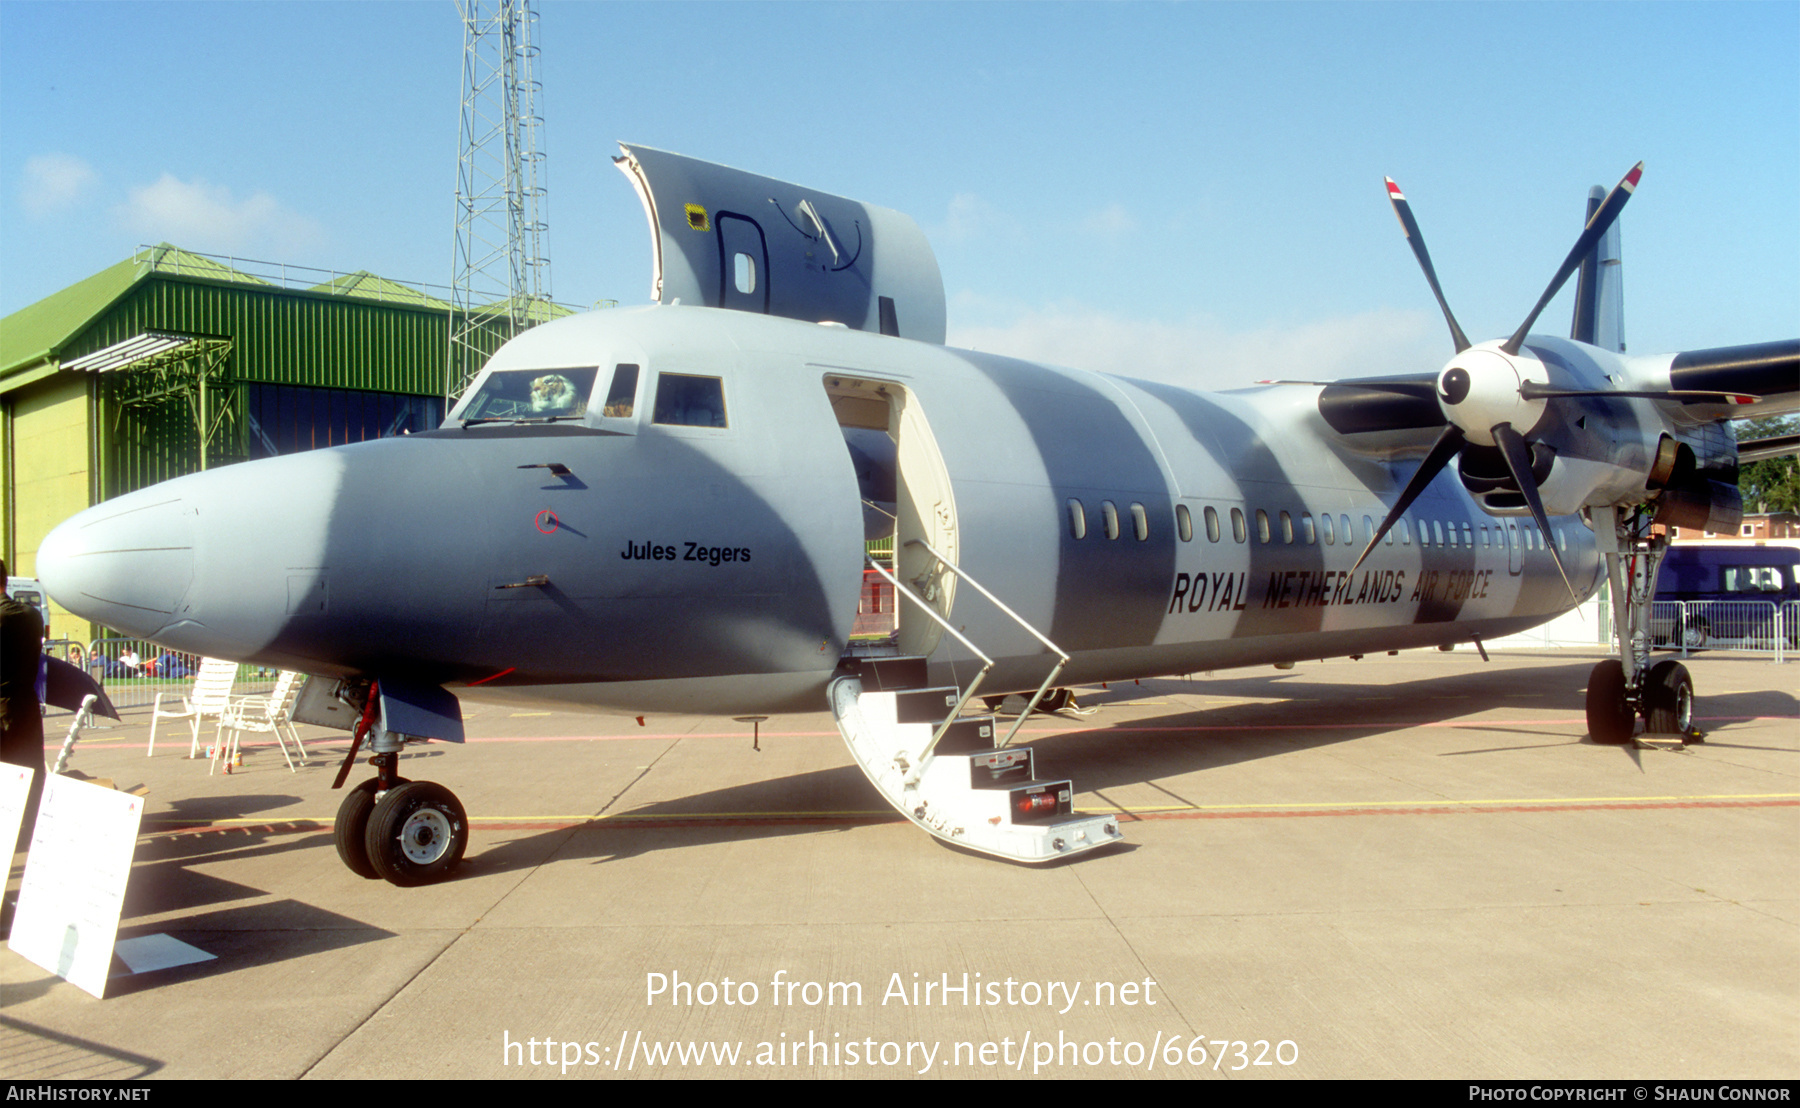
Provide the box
[458,367,599,423]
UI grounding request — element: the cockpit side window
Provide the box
[603,364,640,417]
[460,366,598,423]
[653,373,728,428]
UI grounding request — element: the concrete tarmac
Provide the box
[3,647,1795,1079]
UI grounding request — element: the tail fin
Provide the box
[1570,185,1626,351]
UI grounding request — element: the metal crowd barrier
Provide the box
[1652,600,1793,662]
[42,637,277,719]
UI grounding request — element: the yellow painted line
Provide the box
[144,810,893,827]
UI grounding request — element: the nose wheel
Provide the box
[334,776,410,879]
[363,781,469,886]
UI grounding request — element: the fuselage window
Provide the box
[1068,499,1087,540]
[1177,503,1193,542]
[1102,500,1120,541]
[1131,503,1149,542]
[1416,519,1429,548]
[1279,510,1294,544]
[1395,518,1407,546]
[733,252,758,295]
[1341,514,1353,545]
[1256,509,1271,544]
[1480,524,1489,549]
[1321,513,1335,545]
[603,364,639,417]
[1462,523,1473,547]
[1204,506,1222,543]
[1556,527,1567,552]
[1231,507,1247,543]
[1433,521,1445,547]
[653,373,728,428]
[1301,513,1316,545]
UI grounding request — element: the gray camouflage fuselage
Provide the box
[39,303,1609,715]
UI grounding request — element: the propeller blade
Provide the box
[1502,162,1644,355]
[1350,423,1465,573]
[1386,178,1472,354]
[1518,383,1762,404]
[1492,422,1577,600]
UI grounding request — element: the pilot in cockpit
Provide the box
[528,373,580,414]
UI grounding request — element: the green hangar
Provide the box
[1,244,568,641]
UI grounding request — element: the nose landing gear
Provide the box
[330,681,470,886]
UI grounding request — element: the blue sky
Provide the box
[3,1,1795,387]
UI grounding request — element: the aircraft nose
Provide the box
[38,490,197,639]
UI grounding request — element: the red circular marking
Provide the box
[535,509,559,534]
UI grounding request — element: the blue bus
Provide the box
[1653,541,1800,648]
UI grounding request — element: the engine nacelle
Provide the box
[1646,425,1743,533]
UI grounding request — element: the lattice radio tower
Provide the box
[448,0,550,403]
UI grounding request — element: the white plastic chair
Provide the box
[147,657,239,758]
[213,670,308,774]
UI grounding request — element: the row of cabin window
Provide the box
[1065,498,1565,552]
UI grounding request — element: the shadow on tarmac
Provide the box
[435,658,1797,880]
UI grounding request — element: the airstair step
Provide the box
[1006,779,1075,825]
[1032,814,1121,857]
[895,686,962,724]
[858,655,930,692]
[936,716,999,755]
[966,746,1033,787]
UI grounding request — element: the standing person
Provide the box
[1,558,47,859]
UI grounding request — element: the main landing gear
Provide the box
[1587,508,1702,746]
[331,682,469,886]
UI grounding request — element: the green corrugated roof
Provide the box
[1,255,143,377]
[139,243,272,287]
[476,295,578,324]
[1,244,271,378]
[308,271,452,309]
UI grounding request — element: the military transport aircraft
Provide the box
[37,146,1799,885]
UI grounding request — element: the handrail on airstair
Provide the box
[900,538,1072,749]
[862,557,994,779]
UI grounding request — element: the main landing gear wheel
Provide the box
[335,776,409,880]
[1585,660,1636,745]
[1681,617,1709,650]
[1036,687,1074,713]
[365,781,468,887]
[1644,660,1695,736]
